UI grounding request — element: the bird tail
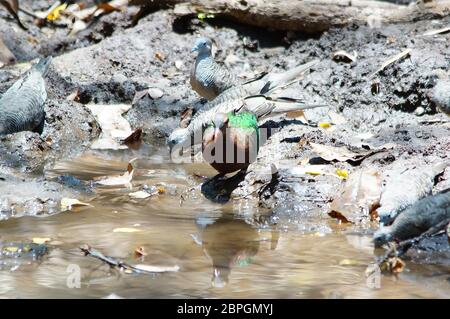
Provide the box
[270,97,327,113]
[241,95,326,119]
[32,56,52,77]
[260,59,320,94]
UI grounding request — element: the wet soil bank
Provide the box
[0,0,449,290]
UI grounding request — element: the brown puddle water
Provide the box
[0,147,449,298]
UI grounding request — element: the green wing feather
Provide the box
[227,112,258,130]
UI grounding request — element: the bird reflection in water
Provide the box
[193,214,279,288]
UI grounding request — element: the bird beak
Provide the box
[191,46,198,53]
[213,128,221,142]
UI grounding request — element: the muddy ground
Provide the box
[0,1,449,267]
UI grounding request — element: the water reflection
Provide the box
[195,215,260,287]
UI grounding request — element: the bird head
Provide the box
[373,227,393,248]
[167,127,191,156]
[192,37,212,55]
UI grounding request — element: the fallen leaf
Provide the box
[95,158,137,188]
[0,0,27,29]
[121,128,143,150]
[129,191,151,199]
[336,169,348,179]
[180,106,194,128]
[46,3,67,21]
[61,198,92,211]
[331,50,357,63]
[309,142,394,165]
[134,246,147,257]
[32,237,51,244]
[379,256,405,274]
[423,26,450,36]
[113,227,141,233]
[69,20,87,36]
[155,52,164,61]
[318,122,332,129]
[369,48,412,78]
[329,168,382,223]
[87,104,133,150]
[133,264,179,273]
[132,89,150,105]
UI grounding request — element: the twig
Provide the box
[80,244,162,275]
[379,217,450,265]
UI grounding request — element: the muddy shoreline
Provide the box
[0,0,449,297]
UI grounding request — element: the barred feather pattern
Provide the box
[0,62,48,135]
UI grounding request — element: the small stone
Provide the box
[148,88,164,100]
[414,106,425,116]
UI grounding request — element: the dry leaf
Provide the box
[155,52,165,61]
[318,122,332,129]
[331,50,357,63]
[180,106,194,128]
[129,191,151,199]
[379,256,405,274]
[336,169,348,179]
[32,237,51,244]
[423,26,450,36]
[132,89,150,105]
[61,198,92,211]
[121,128,143,150]
[113,227,141,233]
[309,142,394,165]
[133,264,179,273]
[46,3,67,21]
[134,246,147,257]
[369,48,412,78]
[95,159,136,189]
[69,20,88,36]
[87,104,133,150]
[329,168,382,223]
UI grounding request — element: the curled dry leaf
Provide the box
[423,26,450,36]
[309,142,395,165]
[369,48,412,78]
[95,159,137,189]
[379,256,405,274]
[331,50,357,63]
[61,198,92,211]
[134,246,147,257]
[87,104,133,150]
[121,128,143,150]
[180,106,194,128]
[329,168,382,223]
